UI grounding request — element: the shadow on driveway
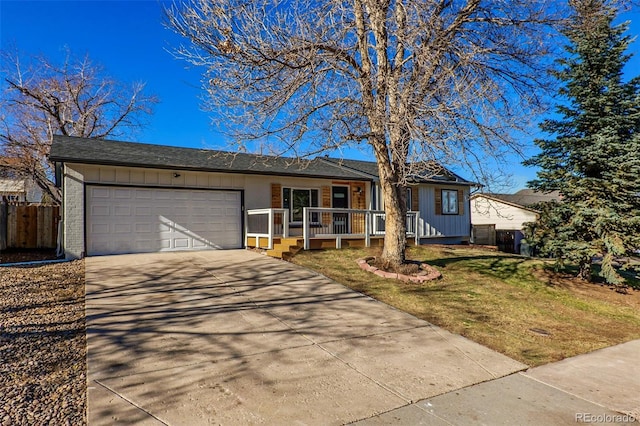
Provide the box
[85,250,525,425]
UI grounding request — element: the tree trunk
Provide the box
[578,260,592,281]
[33,166,62,205]
[379,179,407,267]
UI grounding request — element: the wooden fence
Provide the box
[0,204,60,250]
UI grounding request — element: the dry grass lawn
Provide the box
[291,245,640,367]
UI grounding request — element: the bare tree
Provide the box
[166,0,564,266]
[0,50,158,204]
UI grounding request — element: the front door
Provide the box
[332,186,349,234]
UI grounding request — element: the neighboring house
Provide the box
[470,189,561,253]
[49,135,475,259]
[0,178,43,203]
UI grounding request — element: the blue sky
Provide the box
[1,1,639,191]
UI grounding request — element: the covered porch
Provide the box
[246,207,419,258]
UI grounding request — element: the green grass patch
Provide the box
[291,245,640,367]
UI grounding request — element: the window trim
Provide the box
[441,189,459,215]
[282,187,320,223]
[406,188,412,211]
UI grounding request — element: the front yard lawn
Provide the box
[291,245,640,367]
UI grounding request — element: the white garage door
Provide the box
[86,186,242,255]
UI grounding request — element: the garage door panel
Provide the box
[192,207,210,215]
[114,206,131,216]
[91,205,110,216]
[158,222,172,232]
[199,191,219,201]
[174,238,189,248]
[136,206,152,216]
[87,186,242,255]
[91,187,111,198]
[192,239,210,248]
[135,189,152,199]
[154,190,173,200]
[174,191,190,200]
[114,223,132,233]
[114,189,132,198]
[135,223,153,233]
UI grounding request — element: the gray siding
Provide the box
[418,186,471,238]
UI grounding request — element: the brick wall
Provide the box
[63,165,85,259]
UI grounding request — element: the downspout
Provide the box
[55,161,64,258]
[55,219,63,258]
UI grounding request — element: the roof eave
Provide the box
[469,193,541,213]
[53,158,372,181]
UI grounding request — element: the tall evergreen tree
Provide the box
[525,0,640,288]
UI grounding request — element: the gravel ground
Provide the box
[0,260,86,426]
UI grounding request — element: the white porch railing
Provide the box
[245,208,289,249]
[301,208,419,249]
[245,207,419,250]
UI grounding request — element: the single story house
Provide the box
[470,189,561,253]
[50,135,475,259]
[0,178,43,203]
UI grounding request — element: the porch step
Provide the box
[266,238,303,260]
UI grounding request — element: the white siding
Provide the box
[78,164,246,190]
[61,163,371,258]
[471,196,538,230]
[63,164,247,259]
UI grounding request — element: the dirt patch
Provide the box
[0,249,59,264]
[534,267,640,310]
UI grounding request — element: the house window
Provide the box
[283,188,319,222]
[442,189,458,214]
[406,188,412,211]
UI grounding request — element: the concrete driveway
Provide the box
[85,250,526,424]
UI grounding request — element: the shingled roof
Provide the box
[473,189,562,209]
[51,136,474,185]
[50,136,369,180]
[319,157,471,184]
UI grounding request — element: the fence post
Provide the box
[0,201,6,251]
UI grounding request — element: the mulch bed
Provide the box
[357,256,442,282]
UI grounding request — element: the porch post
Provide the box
[283,209,289,238]
[365,210,371,248]
[267,209,273,249]
[244,209,248,248]
[303,207,310,250]
[415,211,419,246]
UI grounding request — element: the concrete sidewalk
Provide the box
[85,250,639,425]
[357,340,640,424]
